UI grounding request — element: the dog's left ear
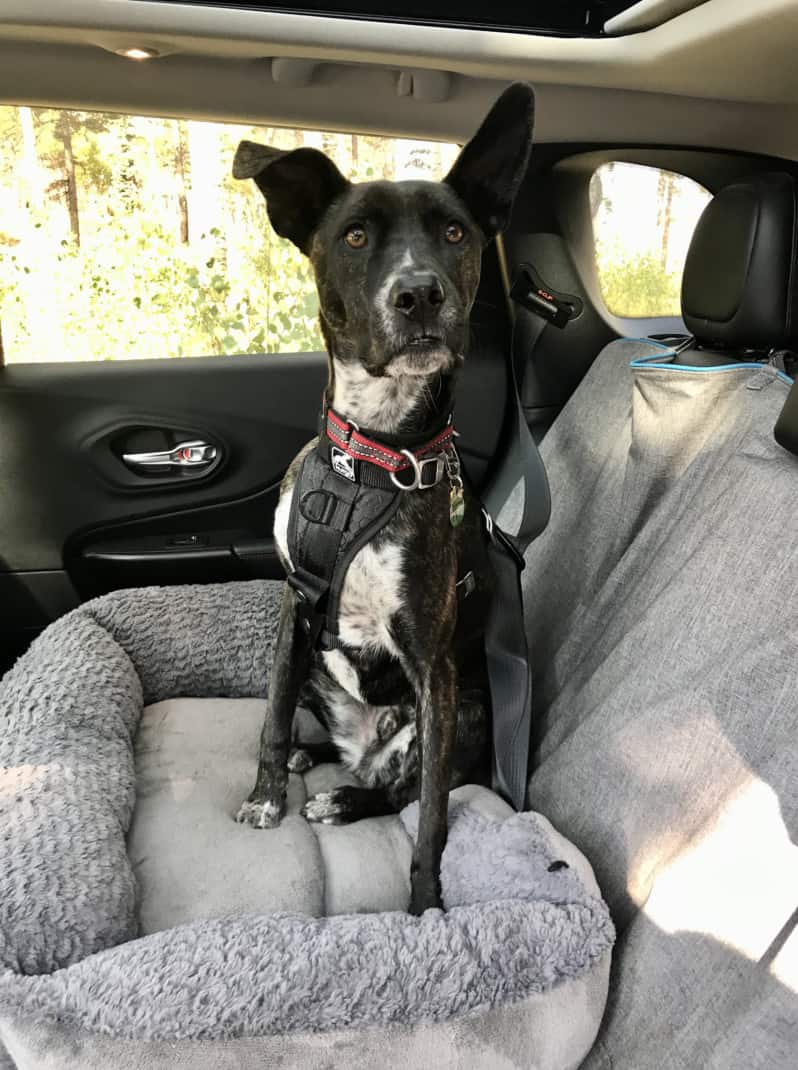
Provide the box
[233,141,350,254]
[445,82,535,240]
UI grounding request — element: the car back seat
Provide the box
[522,172,798,1069]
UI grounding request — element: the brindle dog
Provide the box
[234,84,535,914]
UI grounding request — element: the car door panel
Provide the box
[0,351,326,675]
[0,327,505,672]
[0,352,327,572]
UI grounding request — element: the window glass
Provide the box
[0,107,458,363]
[590,162,712,318]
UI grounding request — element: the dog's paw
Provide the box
[235,797,284,829]
[287,747,314,774]
[302,788,354,825]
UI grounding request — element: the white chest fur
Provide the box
[334,538,403,659]
[273,485,295,571]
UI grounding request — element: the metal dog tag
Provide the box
[449,485,465,527]
[445,446,465,527]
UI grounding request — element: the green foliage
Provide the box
[74,131,113,195]
[0,109,457,364]
[596,245,682,318]
[0,217,321,360]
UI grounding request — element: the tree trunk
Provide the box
[661,172,675,273]
[178,193,189,245]
[62,114,80,246]
[176,121,190,245]
[18,106,46,212]
[14,108,50,361]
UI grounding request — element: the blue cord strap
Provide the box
[624,338,794,387]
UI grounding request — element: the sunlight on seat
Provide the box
[638,777,798,970]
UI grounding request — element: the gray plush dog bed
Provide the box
[0,582,614,1070]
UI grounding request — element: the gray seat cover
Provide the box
[523,337,798,1069]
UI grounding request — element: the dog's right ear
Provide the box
[233,141,349,255]
[445,83,535,240]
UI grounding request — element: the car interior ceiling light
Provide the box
[115,47,161,60]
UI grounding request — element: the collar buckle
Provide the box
[389,450,446,491]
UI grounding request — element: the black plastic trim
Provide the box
[147,0,617,36]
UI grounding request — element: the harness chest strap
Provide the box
[285,398,536,815]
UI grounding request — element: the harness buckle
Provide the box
[389,450,445,491]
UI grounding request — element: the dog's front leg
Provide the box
[236,585,311,828]
[409,649,457,915]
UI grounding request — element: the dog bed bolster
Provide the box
[0,582,613,1070]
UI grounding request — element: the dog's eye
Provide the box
[445,221,465,244]
[343,225,368,250]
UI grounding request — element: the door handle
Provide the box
[122,440,218,470]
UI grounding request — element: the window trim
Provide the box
[145,0,632,37]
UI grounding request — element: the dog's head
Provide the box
[234,83,534,381]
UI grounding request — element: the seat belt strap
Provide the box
[485,235,551,547]
[481,235,551,810]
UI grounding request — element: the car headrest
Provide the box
[681,172,798,351]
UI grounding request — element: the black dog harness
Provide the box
[285,267,549,815]
[285,403,469,650]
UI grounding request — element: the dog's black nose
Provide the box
[391,274,446,320]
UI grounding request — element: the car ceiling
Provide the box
[1,0,798,159]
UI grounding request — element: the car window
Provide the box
[590,161,712,318]
[0,107,458,363]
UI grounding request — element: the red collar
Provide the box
[323,407,455,489]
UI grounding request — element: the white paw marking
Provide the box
[302,792,345,825]
[235,798,283,829]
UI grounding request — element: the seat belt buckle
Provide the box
[510,264,582,330]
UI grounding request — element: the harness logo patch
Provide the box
[330,447,356,481]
